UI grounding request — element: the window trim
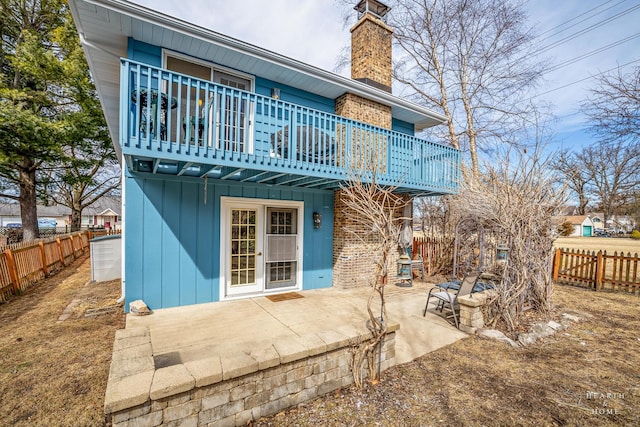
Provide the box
[219,197,304,301]
[162,50,256,153]
[161,49,254,91]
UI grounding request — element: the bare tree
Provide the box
[583,64,640,144]
[389,0,548,177]
[576,140,640,227]
[339,175,409,387]
[552,149,590,215]
[453,144,566,332]
[39,135,119,231]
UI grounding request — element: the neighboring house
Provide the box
[0,197,121,230]
[590,214,605,232]
[561,215,594,237]
[0,204,70,228]
[69,0,460,310]
[81,195,122,231]
[589,213,636,233]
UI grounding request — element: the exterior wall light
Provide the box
[313,212,322,229]
[271,88,280,99]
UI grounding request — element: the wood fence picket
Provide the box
[552,247,640,294]
[0,231,95,303]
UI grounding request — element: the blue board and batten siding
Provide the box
[125,171,334,310]
[121,38,429,309]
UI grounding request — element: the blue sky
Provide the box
[131,0,640,153]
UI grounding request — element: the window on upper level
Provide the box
[163,51,254,152]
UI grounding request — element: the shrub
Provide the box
[630,230,640,240]
[557,221,574,237]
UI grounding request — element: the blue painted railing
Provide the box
[120,59,460,193]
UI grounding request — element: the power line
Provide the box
[546,33,640,73]
[533,58,640,99]
[538,0,625,40]
[533,3,640,56]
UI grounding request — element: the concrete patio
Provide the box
[105,280,468,426]
[126,279,467,366]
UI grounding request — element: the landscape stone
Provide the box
[150,364,195,400]
[249,345,281,370]
[129,299,151,316]
[547,320,563,330]
[517,333,538,346]
[562,313,581,322]
[220,352,259,380]
[272,336,309,364]
[315,329,350,351]
[104,370,154,413]
[531,323,555,338]
[477,329,519,347]
[183,356,222,387]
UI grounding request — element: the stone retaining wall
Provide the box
[105,324,398,426]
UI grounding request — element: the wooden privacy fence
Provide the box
[0,231,93,303]
[412,235,451,276]
[552,248,640,294]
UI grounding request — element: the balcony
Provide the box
[120,59,460,195]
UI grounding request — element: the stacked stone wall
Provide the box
[105,325,398,427]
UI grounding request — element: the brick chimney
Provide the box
[335,0,393,130]
[332,0,401,291]
[351,0,393,93]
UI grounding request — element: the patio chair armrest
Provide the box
[427,286,443,298]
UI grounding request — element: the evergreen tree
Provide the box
[0,0,116,238]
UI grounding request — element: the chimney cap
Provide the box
[354,0,390,21]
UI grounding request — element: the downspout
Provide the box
[117,158,126,304]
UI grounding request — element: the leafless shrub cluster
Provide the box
[339,176,409,387]
[453,147,566,332]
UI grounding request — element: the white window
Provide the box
[163,51,254,152]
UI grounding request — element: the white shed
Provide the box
[563,215,594,237]
[90,235,122,282]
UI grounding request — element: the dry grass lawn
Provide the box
[0,256,124,427]
[0,255,638,426]
[555,236,640,254]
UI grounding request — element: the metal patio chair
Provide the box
[423,271,481,328]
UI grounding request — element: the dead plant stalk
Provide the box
[339,176,409,387]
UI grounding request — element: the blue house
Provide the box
[69,0,460,310]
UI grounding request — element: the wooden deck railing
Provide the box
[121,59,461,194]
[0,231,96,303]
[552,248,640,294]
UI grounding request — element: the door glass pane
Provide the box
[266,208,297,289]
[230,208,257,287]
[214,71,251,153]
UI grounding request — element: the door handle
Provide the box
[256,252,262,256]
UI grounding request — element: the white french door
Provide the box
[221,198,302,299]
[226,205,263,296]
